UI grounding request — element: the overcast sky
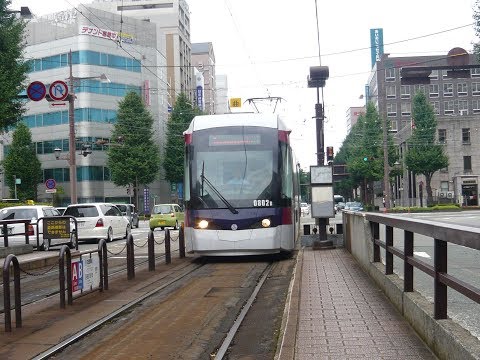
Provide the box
[11,0,480,169]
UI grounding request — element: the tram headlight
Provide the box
[261,218,271,228]
[198,219,209,229]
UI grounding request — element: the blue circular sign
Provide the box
[45,178,56,190]
[27,81,47,102]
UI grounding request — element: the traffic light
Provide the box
[326,146,334,162]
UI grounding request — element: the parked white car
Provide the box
[63,203,130,242]
[0,205,75,251]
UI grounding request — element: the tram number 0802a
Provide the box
[253,199,273,207]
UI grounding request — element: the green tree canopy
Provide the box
[3,122,42,200]
[107,91,161,206]
[405,91,448,205]
[163,93,201,184]
[0,0,29,131]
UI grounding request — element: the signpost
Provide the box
[45,178,57,194]
[49,80,69,101]
[26,81,47,102]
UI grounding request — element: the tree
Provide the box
[107,91,161,208]
[0,0,30,131]
[2,123,42,200]
[405,91,448,206]
[474,1,480,60]
[163,93,201,184]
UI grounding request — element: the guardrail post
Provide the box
[434,238,447,319]
[165,228,171,264]
[3,254,21,332]
[404,231,414,292]
[59,245,72,308]
[148,230,155,271]
[179,222,185,258]
[98,239,108,291]
[126,234,135,280]
[371,222,380,262]
[385,225,393,275]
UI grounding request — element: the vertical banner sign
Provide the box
[370,28,384,68]
[196,86,203,111]
[144,187,150,214]
[177,182,183,200]
[143,80,151,106]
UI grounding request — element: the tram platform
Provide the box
[276,244,437,359]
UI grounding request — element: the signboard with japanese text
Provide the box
[72,254,100,294]
[44,217,70,239]
[230,98,242,108]
[79,25,134,44]
[144,187,150,214]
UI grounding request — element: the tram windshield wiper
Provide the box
[200,170,238,214]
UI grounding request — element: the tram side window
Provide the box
[280,143,293,200]
[184,146,191,202]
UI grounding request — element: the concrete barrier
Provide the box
[344,212,480,360]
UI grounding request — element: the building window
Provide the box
[457,83,468,96]
[386,85,396,99]
[401,85,410,99]
[401,102,411,116]
[430,101,440,115]
[438,129,446,144]
[442,70,448,78]
[471,68,480,77]
[440,181,449,191]
[414,84,425,94]
[390,119,398,131]
[462,128,471,144]
[385,68,395,81]
[458,100,468,115]
[464,156,472,172]
[473,99,480,114]
[443,83,453,97]
[444,100,454,115]
[472,82,480,96]
[387,103,397,117]
[429,84,439,98]
[430,69,439,80]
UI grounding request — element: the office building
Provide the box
[1,6,170,209]
[368,51,480,206]
[191,42,216,114]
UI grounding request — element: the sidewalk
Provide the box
[278,247,437,359]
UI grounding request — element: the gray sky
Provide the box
[11,0,480,168]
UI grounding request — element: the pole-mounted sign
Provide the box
[49,80,69,101]
[27,81,47,101]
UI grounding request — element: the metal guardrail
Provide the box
[1,219,32,247]
[365,213,480,319]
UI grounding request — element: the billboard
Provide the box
[370,28,384,68]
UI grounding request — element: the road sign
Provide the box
[45,178,56,190]
[46,189,57,193]
[27,81,47,101]
[229,98,242,108]
[49,102,67,108]
[49,80,69,101]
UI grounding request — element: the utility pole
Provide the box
[68,50,77,204]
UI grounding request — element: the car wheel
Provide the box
[135,220,139,228]
[125,224,131,239]
[150,227,155,231]
[69,231,77,249]
[106,227,113,242]
[42,239,50,251]
[174,220,179,230]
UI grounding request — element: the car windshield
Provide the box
[64,206,99,217]
[153,205,172,214]
[116,205,127,212]
[0,208,37,220]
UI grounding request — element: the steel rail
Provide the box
[214,262,273,360]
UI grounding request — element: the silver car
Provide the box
[64,203,130,242]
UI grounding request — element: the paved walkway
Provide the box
[278,247,437,359]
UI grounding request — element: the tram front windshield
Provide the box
[189,127,280,209]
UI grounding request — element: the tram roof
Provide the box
[184,113,290,134]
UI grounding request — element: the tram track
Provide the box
[26,255,292,360]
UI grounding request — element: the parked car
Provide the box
[115,204,139,228]
[344,201,364,211]
[300,202,310,216]
[149,204,184,231]
[0,205,75,251]
[64,203,130,242]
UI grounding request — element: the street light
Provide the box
[61,50,111,204]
